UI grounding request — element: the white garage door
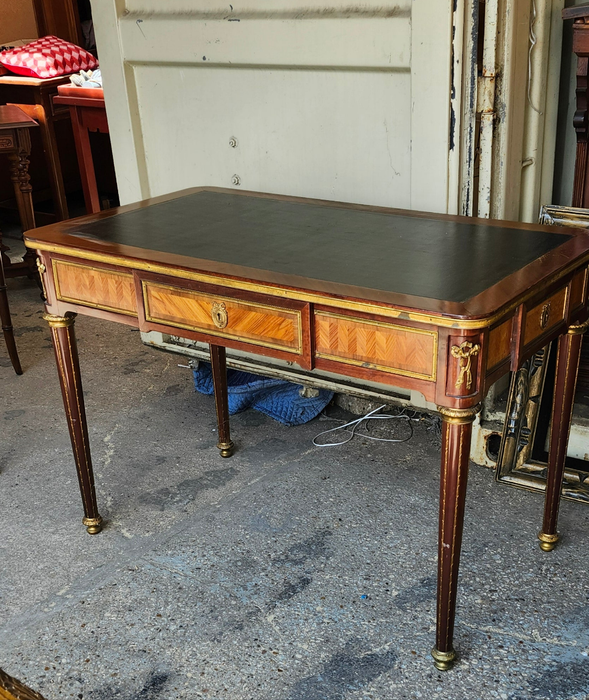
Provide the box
[92,0,455,214]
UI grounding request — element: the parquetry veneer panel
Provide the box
[314,310,437,380]
[142,280,302,354]
[53,259,137,316]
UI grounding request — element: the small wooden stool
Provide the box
[0,105,38,374]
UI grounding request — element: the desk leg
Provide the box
[210,344,234,457]
[44,313,102,534]
[538,321,589,551]
[432,404,479,671]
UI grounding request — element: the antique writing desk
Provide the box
[24,188,589,670]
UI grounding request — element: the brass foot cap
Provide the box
[83,516,103,535]
[217,441,234,458]
[431,647,456,671]
[538,531,559,552]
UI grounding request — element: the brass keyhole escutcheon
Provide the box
[211,302,228,329]
[540,303,551,330]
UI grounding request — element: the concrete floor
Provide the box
[3,273,589,700]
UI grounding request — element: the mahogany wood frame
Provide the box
[24,186,589,671]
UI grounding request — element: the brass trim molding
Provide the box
[437,404,481,424]
[568,319,589,335]
[43,313,76,328]
[27,241,536,331]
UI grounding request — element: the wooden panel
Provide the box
[523,286,568,347]
[143,281,302,353]
[52,259,138,316]
[487,318,512,370]
[314,310,437,381]
[569,267,588,311]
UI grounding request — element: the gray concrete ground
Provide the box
[3,272,589,700]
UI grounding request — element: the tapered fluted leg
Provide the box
[0,242,22,375]
[432,404,480,671]
[44,313,102,534]
[538,321,589,551]
[210,344,234,457]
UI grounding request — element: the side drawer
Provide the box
[141,278,305,355]
[314,310,438,381]
[52,258,138,316]
[523,286,567,347]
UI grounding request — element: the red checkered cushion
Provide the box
[0,36,98,79]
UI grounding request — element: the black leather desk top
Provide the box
[67,191,569,304]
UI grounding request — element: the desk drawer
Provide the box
[523,286,567,347]
[314,310,438,381]
[141,279,303,354]
[52,259,137,316]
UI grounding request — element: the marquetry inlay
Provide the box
[52,259,138,316]
[314,310,437,381]
[142,281,303,353]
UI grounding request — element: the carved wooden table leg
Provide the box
[44,313,102,534]
[538,320,589,551]
[0,233,22,375]
[8,129,38,278]
[432,404,480,671]
[210,344,234,457]
[0,667,47,700]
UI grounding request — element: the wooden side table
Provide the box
[0,74,72,221]
[53,91,108,214]
[0,105,38,374]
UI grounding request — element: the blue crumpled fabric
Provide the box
[193,363,333,426]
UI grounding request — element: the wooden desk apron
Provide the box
[24,187,589,671]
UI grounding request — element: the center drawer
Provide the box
[139,276,307,356]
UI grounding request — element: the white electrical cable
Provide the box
[312,404,415,448]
